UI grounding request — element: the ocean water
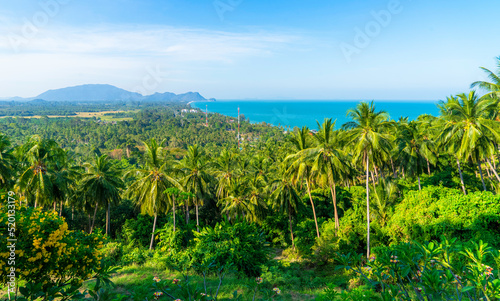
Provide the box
[191,100,440,130]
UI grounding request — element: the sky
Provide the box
[0,0,499,100]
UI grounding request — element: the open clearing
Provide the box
[0,110,138,121]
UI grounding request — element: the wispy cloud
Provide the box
[0,24,298,62]
[0,22,301,96]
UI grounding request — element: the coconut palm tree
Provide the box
[126,139,180,249]
[271,163,301,249]
[285,126,320,238]
[177,144,211,232]
[437,92,500,192]
[0,133,16,188]
[343,101,393,258]
[50,155,80,216]
[18,135,64,208]
[212,149,239,201]
[310,119,350,234]
[221,177,258,222]
[371,179,399,227]
[396,120,437,190]
[471,57,500,100]
[79,154,124,237]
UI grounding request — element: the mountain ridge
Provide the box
[0,84,208,102]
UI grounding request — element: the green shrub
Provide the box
[387,186,500,247]
[121,214,167,248]
[191,219,271,277]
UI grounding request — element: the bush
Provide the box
[121,214,167,248]
[190,219,271,277]
[387,186,500,247]
[0,204,104,292]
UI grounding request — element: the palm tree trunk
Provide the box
[478,160,487,191]
[329,183,339,234]
[456,158,467,195]
[149,211,157,250]
[288,205,294,249]
[185,200,190,224]
[366,152,370,259]
[427,159,431,175]
[173,196,176,233]
[418,175,421,191]
[106,201,110,236]
[391,159,397,178]
[90,202,98,234]
[195,201,199,232]
[72,206,74,220]
[374,167,380,183]
[53,201,57,211]
[59,200,63,217]
[306,178,320,238]
[487,158,500,182]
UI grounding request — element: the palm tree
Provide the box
[271,163,301,249]
[50,155,80,216]
[471,57,500,100]
[396,120,437,190]
[371,179,399,227]
[437,92,500,192]
[343,101,393,258]
[221,177,264,222]
[310,119,350,234]
[212,149,238,201]
[0,133,16,188]
[18,135,64,208]
[79,154,124,237]
[177,145,211,232]
[285,126,320,238]
[126,139,180,249]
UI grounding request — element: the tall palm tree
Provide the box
[285,126,320,238]
[271,163,301,249]
[79,154,124,237]
[343,102,393,258]
[471,57,500,100]
[396,120,437,190]
[177,145,211,232]
[310,119,350,234]
[437,92,500,192]
[0,133,16,188]
[221,176,265,222]
[18,135,64,208]
[126,139,180,249]
[212,149,238,201]
[50,155,80,216]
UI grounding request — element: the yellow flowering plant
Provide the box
[0,203,105,297]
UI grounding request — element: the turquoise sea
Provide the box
[191,100,440,130]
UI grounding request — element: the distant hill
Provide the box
[2,84,208,102]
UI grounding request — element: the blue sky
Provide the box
[0,0,499,100]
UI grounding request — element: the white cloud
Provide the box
[0,23,300,97]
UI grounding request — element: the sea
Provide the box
[190,100,440,130]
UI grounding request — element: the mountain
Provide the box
[1,84,208,102]
[36,84,143,102]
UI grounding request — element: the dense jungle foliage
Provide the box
[1,59,500,300]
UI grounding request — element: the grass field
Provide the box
[0,110,138,121]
